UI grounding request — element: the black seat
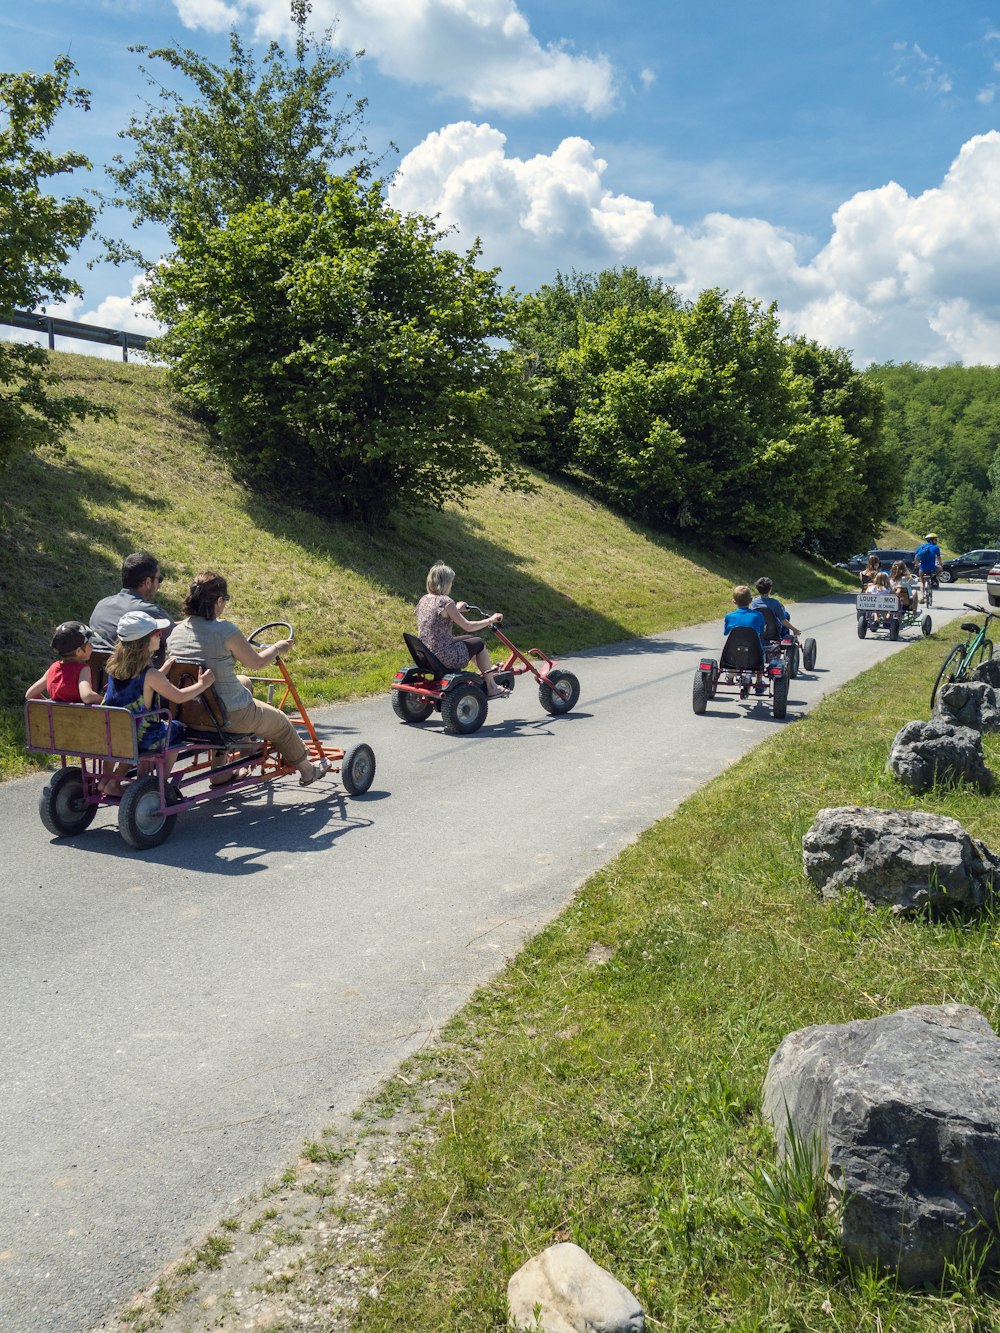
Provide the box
[720,626,765,672]
[403,633,452,677]
[756,606,782,641]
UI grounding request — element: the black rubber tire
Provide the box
[538,669,580,716]
[857,615,867,640]
[692,671,708,715]
[939,569,953,583]
[772,671,788,719]
[802,637,817,671]
[931,644,966,709]
[39,767,97,837]
[118,775,180,849]
[972,638,995,671]
[784,644,800,679]
[440,681,488,735]
[391,690,433,723]
[888,615,900,642]
[921,615,932,637]
[340,742,376,795]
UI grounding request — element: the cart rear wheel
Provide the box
[39,767,97,837]
[857,615,867,639]
[692,670,708,715]
[441,682,488,735]
[772,672,788,719]
[538,669,580,716]
[391,690,433,723]
[802,637,817,670]
[118,775,180,850]
[340,743,376,795]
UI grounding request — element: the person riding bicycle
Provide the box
[915,533,942,581]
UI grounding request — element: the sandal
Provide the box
[299,757,330,787]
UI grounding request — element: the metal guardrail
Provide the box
[1,309,151,362]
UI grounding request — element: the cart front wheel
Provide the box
[391,690,433,723]
[921,616,932,637]
[441,682,488,735]
[118,775,180,850]
[857,615,868,639]
[538,669,580,716]
[340,743,376,795]
[39,767,97,837]
[802,637,817,670]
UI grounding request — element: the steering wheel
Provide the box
[247,621,293,650]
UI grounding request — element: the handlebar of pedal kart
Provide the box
[462,604,503,625]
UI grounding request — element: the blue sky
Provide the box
[5,0,1000,364]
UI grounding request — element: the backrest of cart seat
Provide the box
[24,700,138,762]
[89,649,111,696]
[160,659,230,733]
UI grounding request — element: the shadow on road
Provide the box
[48,784,378,876]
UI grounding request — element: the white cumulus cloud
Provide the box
[389,123,1000,366]
[173,0,615,114]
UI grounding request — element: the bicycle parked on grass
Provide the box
[929,604,999,708]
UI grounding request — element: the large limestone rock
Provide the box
[763,1005,1000,1285]
[972,656,1000,688]
[802,806,999,914]
[934,680,1000,731]
[886,719,992,793]
[507,1243,644,1333]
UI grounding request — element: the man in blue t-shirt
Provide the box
[723,585,767,692]
[914,533,942,575]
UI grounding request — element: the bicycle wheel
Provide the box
[930,644,966,709]
[971,638,995,672]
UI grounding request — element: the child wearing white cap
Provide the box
[99,610,216,796]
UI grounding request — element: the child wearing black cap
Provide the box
[25,622,102,704]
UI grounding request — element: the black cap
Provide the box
[51,621,94,656]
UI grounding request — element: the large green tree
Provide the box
[144,176,533,522]
[0,57,109,467]
[105,0,374,266]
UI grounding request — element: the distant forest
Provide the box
[868,362,1000,551]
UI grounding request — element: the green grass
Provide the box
[0,350,852,778]
[322,632,1000,1332]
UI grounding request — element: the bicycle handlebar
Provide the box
[962,603,997,617]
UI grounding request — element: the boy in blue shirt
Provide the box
[723,585,767,692]
[751,576,800,637]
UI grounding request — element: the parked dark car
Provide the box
[839,548,916,576]
[938,549,1000,582]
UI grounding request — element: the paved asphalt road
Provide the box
[0,586,978,1332]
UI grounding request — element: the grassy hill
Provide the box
[1,351,853,778]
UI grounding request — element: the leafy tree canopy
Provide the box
[105,0,375,266]
[145,176,534,523]
[869,362,1000,548]
[0,56,110,468]
[514,272,892,556]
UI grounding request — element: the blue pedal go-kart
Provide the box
[856,591,931,641]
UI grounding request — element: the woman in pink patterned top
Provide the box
[415,562,509,698]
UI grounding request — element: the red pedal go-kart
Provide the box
[693,626,790,719]
[27,622,376,850]
[391,606,580,735]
